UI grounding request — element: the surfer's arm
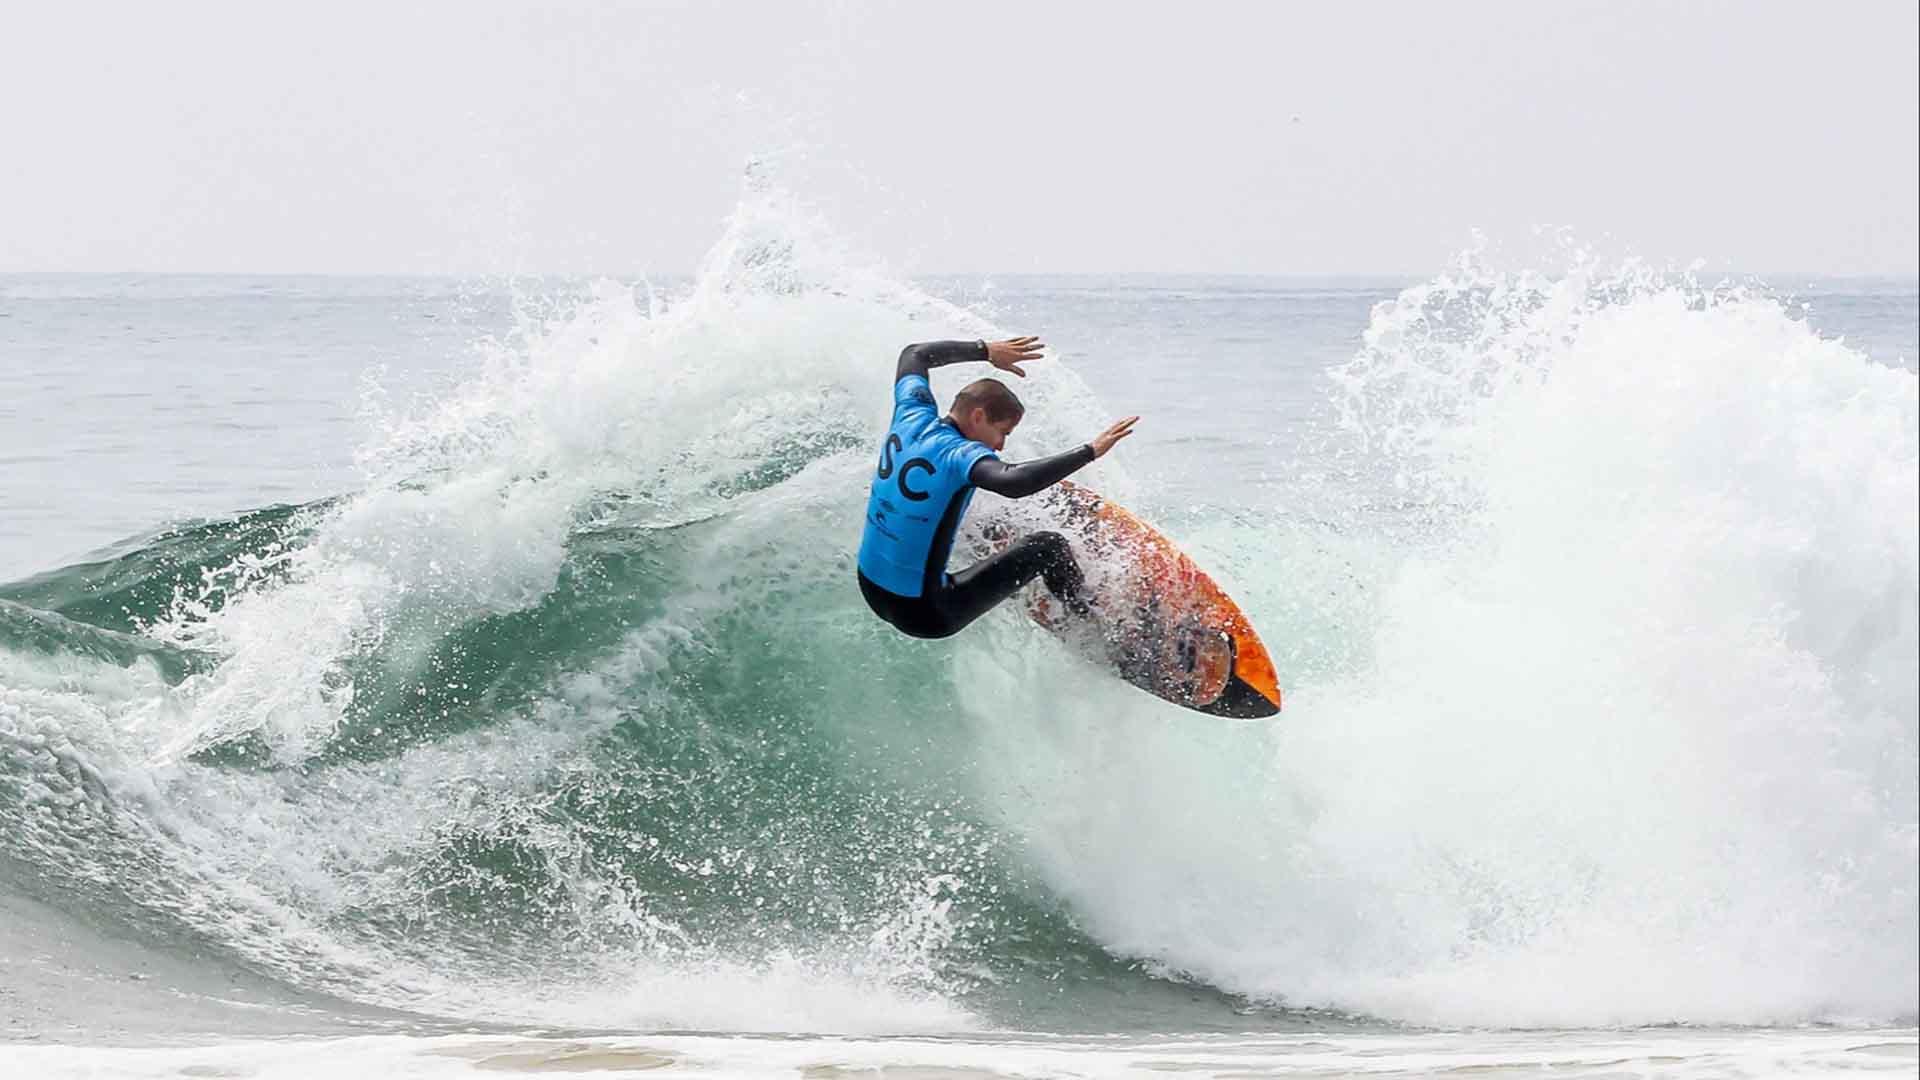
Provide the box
[895,337,1045,382]
[970,416,1137,497]
[896,340,987,382]
[969,445,1096,499]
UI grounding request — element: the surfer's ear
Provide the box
[956,405,990,439]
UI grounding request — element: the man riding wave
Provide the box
[856,336,1137,638]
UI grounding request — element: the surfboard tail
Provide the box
[1200,674,1282,718]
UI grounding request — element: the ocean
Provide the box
[2,192,1915,1077]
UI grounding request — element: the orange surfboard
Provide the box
[1018,481,1282,718]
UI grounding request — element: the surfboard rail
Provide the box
[1028,482,1282,718]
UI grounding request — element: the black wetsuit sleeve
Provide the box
[969,445,1096,499]
[896,340,988,382]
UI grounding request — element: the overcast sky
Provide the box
[3,0,1915,276]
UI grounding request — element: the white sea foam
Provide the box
[6,1028,1915,1079]
[964,256,1918,1026]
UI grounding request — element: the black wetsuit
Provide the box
[856,340,1095,639]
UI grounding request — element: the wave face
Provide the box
[1,198,1914,1034]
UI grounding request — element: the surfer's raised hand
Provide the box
[985,336,1045,378]
[1089,416,1139,458]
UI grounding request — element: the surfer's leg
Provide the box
[1020,530,1087,602]
[933,531,1086,633]
[858,571,951,639]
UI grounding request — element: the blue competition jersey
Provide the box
[857,374,998,597]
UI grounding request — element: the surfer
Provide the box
[857,337,1137,639]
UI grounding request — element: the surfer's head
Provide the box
[949,378,1024,450]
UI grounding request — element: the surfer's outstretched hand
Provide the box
[1090,416,1140,458]
[986,336,1045,377]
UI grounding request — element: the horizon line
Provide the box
[3,268,1916,281]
